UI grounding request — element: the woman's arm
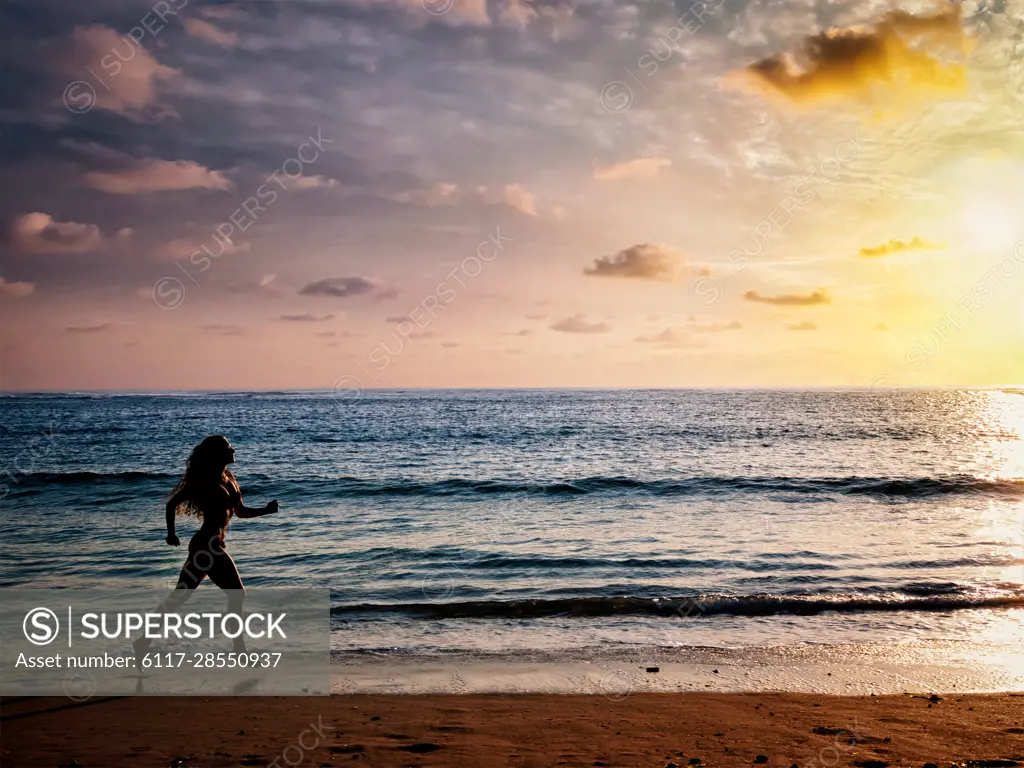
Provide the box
[235,498,279,519]
[165,488,187,545]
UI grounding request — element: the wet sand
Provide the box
[3,692,1024,767]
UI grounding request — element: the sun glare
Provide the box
[961,198,1020,253]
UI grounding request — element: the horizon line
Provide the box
[3,385,1023,395]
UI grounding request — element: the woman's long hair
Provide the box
[169,435,236,518]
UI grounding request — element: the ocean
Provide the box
[3,389,1024,694]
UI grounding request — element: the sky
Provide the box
[2,0,1024,390]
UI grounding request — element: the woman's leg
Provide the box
[174,550,207,589]
[206,548,246,652]
[134,550,207,658]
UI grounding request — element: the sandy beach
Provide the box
[3,692,1024,767]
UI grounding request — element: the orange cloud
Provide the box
[858,236,945,257]
[787,321,818,331]
[501,183,538,217]
[744,289,830,306]
[183,17,238,47]
[593,157,671,181]
[725,4,969,109]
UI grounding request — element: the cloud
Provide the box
[787,321,818,331]
[299,276,398,299]
[691,320,743,332]
[66,323,111,333]
[0,277,34,297]
[392,182,557,218]
[158,238,249,260]
[10,213,103,254]
[367,0,568,30]
[500,183,538,217]
[202,324,244,336]
[390,182,460,206]
[279,313,335,322]
[292,175,340,190]
[635,327,689,347]
[200,5,240,20]
[744,289,831,306]
[498,0,538,29]
[57,25,178,119]
[464,0,495,26]
[593,157,671,181]
[585,243,700,282]
[224,274,285,295]
[353,0,491,26]
[873,322,889,331]
[725,4,969,109]
[183,17,238,47]
[84,158,233,195]
[551,314,611,333]
[858,237,945,258]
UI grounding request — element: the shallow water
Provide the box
[2,389,1024,684]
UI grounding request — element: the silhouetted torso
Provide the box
[188,478,240,548]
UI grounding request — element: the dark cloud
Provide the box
[584,243,698,282]
[66,322,111,333]
[727,4,969,108]
[0,277,34,297]
[10,213,103,254]
[202,323,243,336]
[299,277,397,299]
[279,313,335,322]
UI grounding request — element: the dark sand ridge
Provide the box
[3,692,1024,767]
